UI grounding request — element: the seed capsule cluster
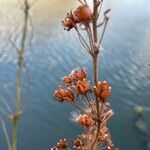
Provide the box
[52,68,116,149]
[62,5,92,31]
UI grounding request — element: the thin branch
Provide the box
[0,95,12,114]
[97,0,103,19]
[97,18,105,27]
[74,101,98,121]
[9,37,30,99]
[83,0,88,5]
[92,0,99,43]
[98,18,109,49]
[9,37,19,53]
[0,107,10,118]
[78,0,85,5]
[74,26,90,51]
[85,24,94,54]
[11,0,30,150]
[4,82,16,103]
[0,117,11,150]
[85,94,93,109]
[28,14,34,43]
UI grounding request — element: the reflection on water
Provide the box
[0,0,150,150]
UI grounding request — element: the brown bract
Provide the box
[95,81,111,100]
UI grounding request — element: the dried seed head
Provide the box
[56,139,68,149]
[54,87,74,103]
[62,11,78,31]
[62,18,74,31]
[73,68,87,81]
[75,5,92,23]
[73,138,83,149]
[64,89,74,103]
[95,81,111,100]
[63,74,74,85]
[54,87,66,103]
[74,79,90,95]
[76,114,93,127]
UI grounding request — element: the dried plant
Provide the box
[0,1,34,150]
[51,0,117,150]
[11,1,29,149]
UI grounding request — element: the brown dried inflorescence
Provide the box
[63,74,74,85]
[52,0,117,149]
[73,138,84,149]
[54,87,74,103]
[53,68,116,149]
[75,5,92,23]
[62,11,77,31]
[74,79,90,95]
[95,81,111,100]
[51,139,68,150]
[76,114,93,127]
[62,5,92,31]
[73,68,87,81]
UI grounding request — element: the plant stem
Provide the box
[90,54,101,150]
[93,0,98,43]
[93,54,98,84]
[90,0,101,149]
[11,1,29,150]
[11,120,18,150]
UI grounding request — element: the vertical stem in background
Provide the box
[11,1,29,150]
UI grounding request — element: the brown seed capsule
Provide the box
[74,79,90,95]
[56,139,68,149]
[64,89,74,103]
[73,138,83,149]
[95,81,111,100]
[75,5,92,23]
[76,114,93,127]
[63,74,73,85]
[54,87,66,102]
[62,11,78,31]
[74,68,87,81]
[54,87,74,103]
[62,18,74,31]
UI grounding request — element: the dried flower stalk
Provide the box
[51,0,117,150]
[11,0,31,150]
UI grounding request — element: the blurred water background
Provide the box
[0,0,150,149]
